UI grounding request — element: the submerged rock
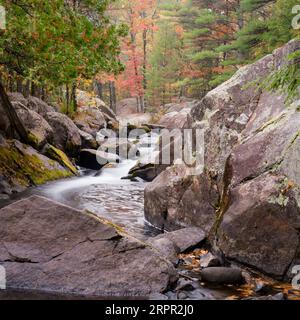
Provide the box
[0,196,177,297]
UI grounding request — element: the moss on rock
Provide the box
[0,140,74,190]
[44,144,78,175]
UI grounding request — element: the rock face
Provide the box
[45,112,81,156]
[217,107,300,278]
[0,139,74,197]
[144,165,218,233]
[144,39,300,279]
[0,196,176,297]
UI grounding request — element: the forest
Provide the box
[1,0,299,113]
[0,0,300,302]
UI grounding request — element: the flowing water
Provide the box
[2,134,161,240]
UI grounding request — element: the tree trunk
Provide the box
[17,78,23,93]
[71,82,77,112]
[94,80,104,100]
[0,81,30,144]
[24,80,30,97]
[109,81,117,114]
[142,29,148,112]
[66,84,70,115]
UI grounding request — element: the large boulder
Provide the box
[158,109,193,130]
[27,96,56,117]
[78,129,98,149]
[0,139,74,197]
[7,92,28,107]
[73,106,106,137]
[0,196,177,297]
[216,105,300,279]
[144,165,218,233]
[144,39,300,239]
[12,101,54,149]
[45,112,81,156]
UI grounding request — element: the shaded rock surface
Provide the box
[145,165,218,233]
[0,196,177,297]
[79,149,120,171]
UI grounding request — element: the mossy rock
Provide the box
[0,140,74,190]
[44,144,78,175]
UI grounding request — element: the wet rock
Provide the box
[244,293,285,301]
[200,253,221,268]
[45,112,81,156]
[79,149,120,170]
[200,267,244,284]
[0,196,177,297]
[175,279,197,292]
[100,139,140,159]
[129,162,166,182]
